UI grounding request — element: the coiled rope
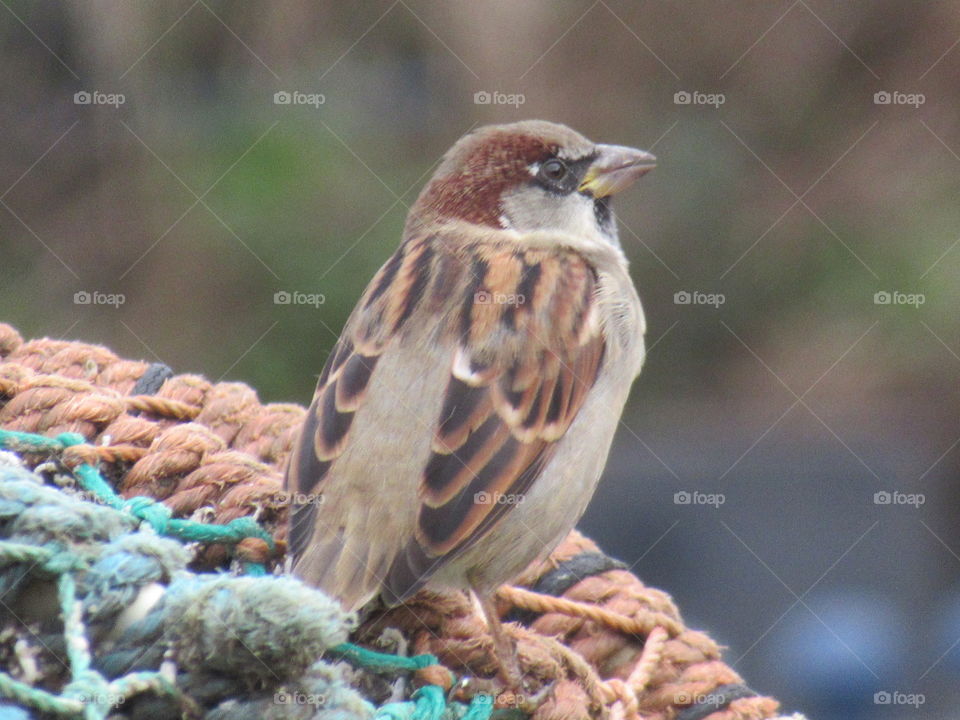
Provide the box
[0,323,803,720]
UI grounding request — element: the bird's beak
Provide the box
[579,144,656,198]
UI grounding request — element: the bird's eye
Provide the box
[539,159,568,182]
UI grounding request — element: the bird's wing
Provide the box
[285,234,439,570]
[383,239,606,603]
[285,233,606,607]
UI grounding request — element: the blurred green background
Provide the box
[1,2,959,717]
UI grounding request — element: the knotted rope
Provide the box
[0,449,479,719]
[0,323,801,719]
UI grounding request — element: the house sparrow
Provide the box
[285,120,653,683]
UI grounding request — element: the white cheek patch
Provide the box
[560,192,607,243]
[501,186,607,247]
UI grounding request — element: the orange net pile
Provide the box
[0,323,298,567]
[0,323,793,720]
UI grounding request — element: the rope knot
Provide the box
[220,516,276,551]
[122,496,172,533]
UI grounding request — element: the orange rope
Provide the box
[497,584,684,638]
[125,395,200,420]
[0,322,786,720]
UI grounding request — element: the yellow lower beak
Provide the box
[579,144,656,198]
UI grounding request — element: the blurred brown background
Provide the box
[1,2,958,717]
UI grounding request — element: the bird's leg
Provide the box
[471,588,522,690]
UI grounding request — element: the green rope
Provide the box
[41,570,188,719]
[0,541,54,565]
[0,429,275,564]
[0,542,81,576]
[373,691,495,720]
[0,673,85,716]
[0,429,505,719]
[57,573,103,720]
[331,642,439,673]
[335,644,497,720]
[411,685,446,720]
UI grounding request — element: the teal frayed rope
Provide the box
[0,429,498,719]
[0,428,274,573]
[330,645,497,719]
[0,570,186,719]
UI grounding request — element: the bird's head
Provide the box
[409,120,655,246]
